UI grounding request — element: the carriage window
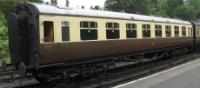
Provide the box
[44,21,54,42]
[155,25,162,37]
[126,23,137,38]
[174,26,179,37]
[188,27,193,36]
[197,28,200,37]
[80,21,98,40]
[182,27,186,37]
[142,24,151,38]
[106,22,120,39]
[61,21,70,41]
[165,25,171,37]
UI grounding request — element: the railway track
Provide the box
[15,52,200,88]
[0,65,38,88]
[0,65,16,82]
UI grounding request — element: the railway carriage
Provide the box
[195,23,200,50]
[8,2,196,81]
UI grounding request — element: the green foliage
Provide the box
[28,0,43,3]
[104,0,200,20]
[150,0,168,17]
[166,0,184,17]
[0,0,43,16]
[105,0,152,15]
[0,0,25,16]
[186,0,200,20]
[0,11,10,63]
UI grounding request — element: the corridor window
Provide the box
[61,21,70,41]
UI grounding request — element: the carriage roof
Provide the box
[29,2,191,25]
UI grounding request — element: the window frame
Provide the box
[43,21,54,42]
[142,24,151,38]
[182,26,186,37]
[155,25,162,37]
[61,21,70,41]
[126,23,137,38]
[188,27,193,36]
[106,22,120,39]
[80,21,98,40]
[165,25,172,37]
[174,26,180,37]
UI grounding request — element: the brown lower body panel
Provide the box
[39,37,193,64]
[196,37,200,43]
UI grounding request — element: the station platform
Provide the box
[113,58,200,88]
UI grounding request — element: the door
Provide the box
[44,21,54,42]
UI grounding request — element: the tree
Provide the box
[0,11,10,63]
[51,0,57,6]
[94,5,100,10]
[186,0,200,20]
[173,6,194,20]
[0,0,43,16]
[105,0,153,15]
[81,6,85,9]
[150,0,168,17]
[66,0,69,7]
[91,5,101,10]
[27,0,43,3]
[104,0,200,20]
[166,0,184,17]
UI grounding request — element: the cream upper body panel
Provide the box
[39,15,193,43]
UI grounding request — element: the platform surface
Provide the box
[113,58,200,88]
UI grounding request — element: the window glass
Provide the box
[106,30,120,39]
[126,23,137,38]
[155,25,162,37]
[90,22,97,28]
[106,23,113,28]
[182,27,186,37]
[106,22,120,39]
[174,26,179,37]
[127,30,137,38]
[61,21,70,41]
[81,21,89,28]
[188,27,193,36]
[44,21,54,42]
[114,23,119,28]
[143,30,151,37]
[142,24,151,37]
[80,29,97,40]
[165,25,171,37]
[80,21,98,40]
